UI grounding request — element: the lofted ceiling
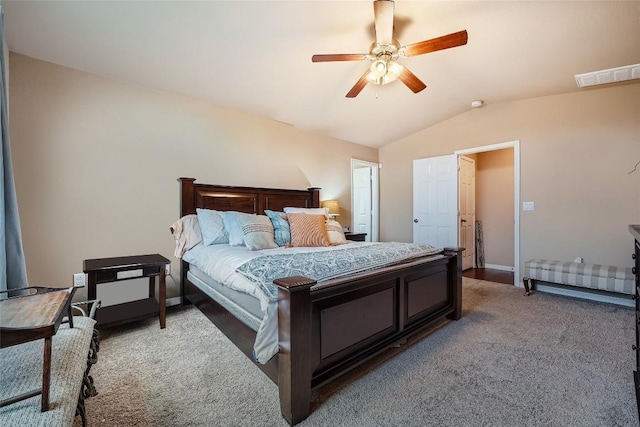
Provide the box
[3,1,640,148]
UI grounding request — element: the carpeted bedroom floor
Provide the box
[75,278,638,427]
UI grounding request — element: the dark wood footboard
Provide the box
[177,178,463,425]
[275,249,462,424]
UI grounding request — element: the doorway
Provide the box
[413,140,521,286]
[456,141,520,285]
[351,159,379,242]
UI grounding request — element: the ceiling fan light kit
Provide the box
[367,58,403,85]
[311,0,468,98]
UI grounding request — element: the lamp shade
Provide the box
[321,200,340,216]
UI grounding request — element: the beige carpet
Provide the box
[75,278,638,426]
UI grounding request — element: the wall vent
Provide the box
[575,64,640,88]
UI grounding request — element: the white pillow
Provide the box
[235,214,278,250]
[170,214,203,258]
[195,208,228,245]
[283,207,329,218]
[326,219,348,245]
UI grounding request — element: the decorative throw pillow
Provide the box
[235,214,278,250]
[283,206,329,218]
[326,219,348,245]
[287,213,331,247]
[264,210,291,247]
[220,211,256,246]
[195,208,228,245]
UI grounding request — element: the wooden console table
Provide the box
[84,254,170,328]
[0,286,76,412]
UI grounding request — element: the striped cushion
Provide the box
[326,219,348,245]
[525,259,634,294]
[287,213,331,247]
[236,214,278,251]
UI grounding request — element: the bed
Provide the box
[176,177,463,425]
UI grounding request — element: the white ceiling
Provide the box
[3,1,640,148]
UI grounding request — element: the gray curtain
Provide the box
[0,6,28,292]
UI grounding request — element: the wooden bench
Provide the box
[0,302,100,427]
[523,259,634,297]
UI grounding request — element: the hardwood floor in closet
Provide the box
[462,268,514,285]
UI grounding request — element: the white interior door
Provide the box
[413,155,458,248]
[352,166,372,241]
[458,156,475,270]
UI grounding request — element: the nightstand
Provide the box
[84,254,170,329]
[344,232,367,242]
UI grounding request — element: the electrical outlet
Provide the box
[165,264,171,276]
[73,273,86,287]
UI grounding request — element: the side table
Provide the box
[84,254,170,329]
[0,286,76,412]
[344,232,367,242]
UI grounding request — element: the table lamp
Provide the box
[321,200,340,220]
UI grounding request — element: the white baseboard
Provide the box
[483,264,514,272]
[533,283,634,308]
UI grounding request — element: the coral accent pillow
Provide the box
[287,213,331,247]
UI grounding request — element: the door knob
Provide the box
[413,219,419,223]
[461,219,467,223]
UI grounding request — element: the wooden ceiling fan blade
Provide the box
[346,70,370,98]
[403,30,468,57]
[373,0,394,46]
[398,67,427,93]
[312,53,366,62]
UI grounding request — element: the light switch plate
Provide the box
[523,201,535,211]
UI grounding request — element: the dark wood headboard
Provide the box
[178,177,321,217]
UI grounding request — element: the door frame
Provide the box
[351,159,379,242]
[458,155,476,270]
[455,140,521,287]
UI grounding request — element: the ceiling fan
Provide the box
[312,0,468,98]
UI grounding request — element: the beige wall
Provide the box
[8,53,377,299]
[380,84,640,278]
[475,149,514,267]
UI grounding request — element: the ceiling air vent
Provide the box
[575,64,640,88]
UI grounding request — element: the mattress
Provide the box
[187,266,262,332]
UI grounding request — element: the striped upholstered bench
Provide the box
[523,259,635,296]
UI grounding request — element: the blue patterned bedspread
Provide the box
[235,242,442,302]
